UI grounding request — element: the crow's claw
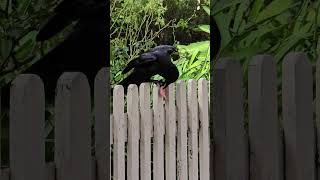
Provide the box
[151,80,165,87]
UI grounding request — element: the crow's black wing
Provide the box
[122,52,157,74]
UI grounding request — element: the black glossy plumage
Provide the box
[119,45,179,92]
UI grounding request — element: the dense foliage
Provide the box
[213,0,320,68]
[213,0,320,122]
[0,0,71,87]
[110,0,210,85]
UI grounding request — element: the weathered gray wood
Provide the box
[209,60,215,179]
[165,83,176,180]
[110,115,113,144]
[316,56,320,180]
[92,157,97,180]
[0,168,9,180]
[198,78,210,180]
[213,58,248,180]
[187,79,199,180]
[55,72,92,180]
[0,89,1,167]
[139,83,152,180]
[176,80,188,180]
[248,55,283,180]
[127,84,140,180]
[94,67,110,180]
[282,52,315,180]
[152,84,165,180]
[112,85,125,180]
[10,74,45,180]
[124,113,128,142]
[45,162,55,180]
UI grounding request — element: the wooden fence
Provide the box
[0,67,210,180]
[0,68,110,180]
[111,79,210,180]
[1,51,320,180]
[211,52,318,180]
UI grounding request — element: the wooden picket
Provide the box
[198,78,210,180]
[213,58,248,180]
[55,72,92,180]
[176,80,188,180]
[94,68,110,180]
[187,80,199,180]
[10,74,45,180]
[248,55,283,180]
[112,85,125,180]
[316,56,320,179]
[152,85,165,180]
[139,83,152,180]
[165,83,176,180]
[282,52,315,180]
[127,84,140,180]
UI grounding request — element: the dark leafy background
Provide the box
[213,0,320,126]
[0,0,73,87]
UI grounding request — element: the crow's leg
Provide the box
[149,79,165,87]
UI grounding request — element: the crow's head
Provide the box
[150,45,179,61]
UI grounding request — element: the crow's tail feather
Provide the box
[122,59,138,74]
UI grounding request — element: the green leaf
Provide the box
[0,38,13,60]
[17,0,32,15]
[202,5,210,15]
[233,0,248,33]
[275,32,312,62]
[212,0,243,16]
[248,0,264,22]
[255,0,294,23]
[0,0,6,11]
[197,25,210,34]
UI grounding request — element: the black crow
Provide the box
[119,45,179,97]
[1,0,107,106]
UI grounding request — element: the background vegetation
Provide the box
[213,0,320,123]
[0,0,71,88]
[110,0,210,85]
